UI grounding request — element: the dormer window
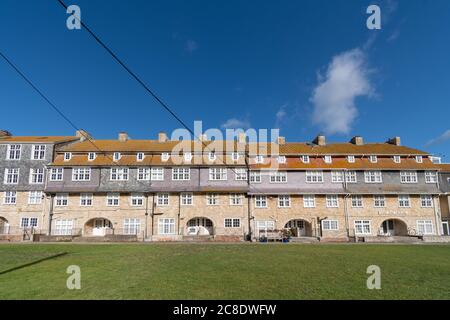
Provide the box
[347,155,355,163]
[369,155,377,163]
[231,152,239,161]
[184,152,192,162]
[255,155,264,164]
[88,152,96,161]
[301,155,310,164]
[416,156,423,163]
[161,152,170,162]
[324,155,332,164]
[277,156,286,164]
[113,152,121,161]
[64,152,71,161]
[208,152,216,161]
[393,156,401,163]
[137,152,144,162]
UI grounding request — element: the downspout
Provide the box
[178,193,181,237]
[343,169,350,237]
[150,193,155,240]
[245,151,252,241]
[47,194,54,236]
[144,193,149,240]
[435,170,442,235]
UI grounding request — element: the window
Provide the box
[331,171,344,183]
[7,144,21,160]
[324,155,332,164]
[55,194,68,206]
[398,195,411,208]
[206,193,218,205]
[303,195,315,208]
[137,152,144,161]
[110,168,129,181]
[256,220,275,235]
[49,168,63,181]
[255,195,267,208]
[20,217,38,228]
[224,218,241,228]
[354,220,371,235]
[234,168,247,180]
[29,168,44,184]
[393,156,401,163]
[181,192,193,206]
[184,152,192,162]
[156,193,169,206]
[250,171,261,183]
[137,168,150,181]
[322,220,338,231]
[254,155,263,164]
[72,168,91,181]
[28,191,42,204]
[270,171,287,183]
[417,220,433,235]
[131,193,144,206]
[88,152,96,161]
[364,171,382,183]
[420,195,433,208]
[347,155,355,163]
[80,193,93,206]
[158,218,175,235]
[345,171,357,183]
[425,171,437,184]
[4,168,19,184]
[369,155,377,163]
[306,171,323,183]
[415,156,423,163]
[106,193,120,206]
[64,152,71,161]
[229,193,243,206]
[278,195,291,207]
[301,155,310,163]
[3,191,16,205]
[161,153,170,162]
[151,167,164,181]
[209,168,227,180]
[54,220,73,235]
[113,152,121,161]
[32,145,46,160]
[373,195,386,208]
[326,195,339,208]
[172,168,190,180]
[400,171,417,183]
[277,156,286,164]
[124,218,141,235]
[351,195,363,208]
[208,152,216,161]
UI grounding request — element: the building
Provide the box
[0,130,449,242]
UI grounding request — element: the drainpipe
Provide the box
[433,195,442,235]
[47,194,55,236]
[178,193,181,237]
[150,193,155,240]
[343,169,350,237]
[245,151,252,241]
[144,193,149,240]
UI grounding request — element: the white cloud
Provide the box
[275,104,287,128]
[426,130,450,146]
[310,48,373,135]
[220,118,250,129]
[185,39,198,53]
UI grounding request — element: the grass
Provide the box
[0,243,449,299]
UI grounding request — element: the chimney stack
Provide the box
[118,132,129,142]
[387,136,401,146]
[75,129,92,142]
[350,136,364,145]
[0,130,12,137]
[158,132,168,143]
[313,134,326,146]
[277,136,286,145]
[198,134,208,141]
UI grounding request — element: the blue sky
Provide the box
[1,0,450,159]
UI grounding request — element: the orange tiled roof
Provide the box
[0,136,79,143]
[437,163,450,172]
[278,143,428,155]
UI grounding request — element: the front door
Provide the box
[382,220,395,236]
[286,220,306,236]
[442,221,449,236]
[93,219,107,236]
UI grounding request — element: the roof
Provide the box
[0,136,79,144]
[437,163,450,172]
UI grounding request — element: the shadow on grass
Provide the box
[0,252,68,275]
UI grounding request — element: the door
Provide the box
[93,219,106,236]
[442,221,449,236]
[285,220,306,237]
[382,220,395,236]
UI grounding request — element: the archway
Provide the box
[186,217,214,235]
[284,219,313,237]
[84,218,113,236]
[379,219,408,236]
[0,217,9,234]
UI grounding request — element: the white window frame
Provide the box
[351,195,363,208]
[158,218,175,235]
[277,156,286,164]
[347,155,355,163]
[255,155,264,164]
[180,192,193,206]
[4,168,19,185]
[416,220,434,235]
[151,167,164,181]
[270,171,287,183]
[137,167,151,181]
[415,156,423,163]
[161,153,170,162]
[29,168,45,184]
[206,193,219,206]
[301,155,310,163]
[229,193,243,206]
[326,195,339,208]
[131,193,144,206]
[224,218,241,228]
[345,171,357,183]
[354,220,371,235]
[209,168,227,181]
[106,193,120,206]
[400,171,418,184]
[124,218,141,235]
[305,171,323,183]
[55,193,68,206]
[54,219,73,235]
[364,170,383,183]
[393,156,401,163]
[80,193,93,206]
[184,152,192,162]
[331,171,344,183]
[64,152,71,161]
[110,168,129,181]
[72,168,91,181]
[255,195,267,208]
[136,152,145,162]
[231,152,239,161]
[156,193,170,206]
[249,171,261,183]
[208,152,216,161]
[20,217,38,228]
[49,168,64,181]
[369,155,378,163]
[113,152,121,161]
[172,167,190,181]
[234,168,247,181]
[373,195,386,208]
[398,195,411,208]
[88,152,96,161]
[425,171,437,184]
[324,155,332,164]
[31,145,46,160]
[278,195,291,208]
[28,191,42,204]
[420,195,433,208]
[3,191,17,205]
[7,144,21,160]
[303,195,316,208]
[322,220,339,231]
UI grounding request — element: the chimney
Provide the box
[237,133,246,144]
[198,134,208,141]
[277,136,286,145]
[0,130,12,137]
[158,132,168,143]
[75,129,92,142]
[313,134,326,146]
[118,132,129,142]
[387,136,401,146]
[350,136,364,145]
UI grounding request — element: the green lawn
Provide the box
[0,243,449,299]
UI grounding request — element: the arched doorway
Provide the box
[285,219,313,237]
[186,217,214,235]
[379,219,408,236]
[84,218,113,236]
[0,217,9,234]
